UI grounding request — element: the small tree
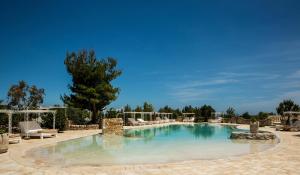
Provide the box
[106,108,117,118]
[198,105,215,122]
[27,85,45,109]
[276,99,300,116]
[241,112,251,119]
[257,112,268,120]
[182,105,194,113]
[7,80,45,110]
[124,104,131,112]
[159,105,173,113]
[143,102,154,112]
[41,108,67,131]
[62,49,122,125]
[225,107,235,118]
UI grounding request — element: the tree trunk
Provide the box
[91,109,98,124]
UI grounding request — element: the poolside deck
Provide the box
[0,124,300,175]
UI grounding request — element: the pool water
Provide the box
[27,124,278,166]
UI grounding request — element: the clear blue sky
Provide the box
[0,0,300,114]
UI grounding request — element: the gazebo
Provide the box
[0,109,56,134]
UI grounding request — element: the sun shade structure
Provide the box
[122,112,173,121]
[283,111,300,115]
[283,111,300,125]
[182,113,195,117]
[0,109,56,134]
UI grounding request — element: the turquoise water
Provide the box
[27,124,278,166]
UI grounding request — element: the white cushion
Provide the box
[27,129,43,133]
[137,119,145,122]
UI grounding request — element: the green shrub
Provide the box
[67,108,87,125]
[0,128,6,134]
[41,108,67,131]
[257,112,268,120]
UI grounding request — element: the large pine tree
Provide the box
[62,49,122,124]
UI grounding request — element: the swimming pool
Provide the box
[27,123,278,166]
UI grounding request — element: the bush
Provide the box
[67,108,86,125]
[106,108,118,118]
[257,112,268,120]
[41,108,67,131]
[241,112,251,119]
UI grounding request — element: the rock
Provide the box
[230,131,276,140]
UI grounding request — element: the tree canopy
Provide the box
[225,107,235,118]
[276,99,300,116]
[182,105,194,113]
[143,102,154,112]
[198,104,215,122]
[62,49,122,123]
[135,106,143,112]
[241,112,251,119]
[7,80,45,110]
[159,105,173,113]
[124,104,132,112]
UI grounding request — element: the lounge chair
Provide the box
[137,118,149,125]
[183,117,189,122]
[163,117,170,123]
[128,118,142,126]
[189,117,195,122]
[19,121,57,139]
[164,117,175,123]
[155,117,165,124]
[170,119,176,122]
[151,119,160,124]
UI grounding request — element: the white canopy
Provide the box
[0,109,56,134]
[122,111,173,121]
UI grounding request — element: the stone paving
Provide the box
[0,124,300,175]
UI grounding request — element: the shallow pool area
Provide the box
[26,124,278,166]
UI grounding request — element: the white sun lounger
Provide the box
[19,121,57,139]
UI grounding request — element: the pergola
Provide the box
[122,112,173,121]
[0,109,56,134]
[283,111,300,125]
[182,113,195,118]
[283,111,300,115]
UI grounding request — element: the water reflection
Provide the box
[124,124,235,140]
[124,124,183,141]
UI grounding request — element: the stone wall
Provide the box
[230,131,276,140]
[259,118,272,127]
[102,118,123,135]
[229,117,250,124]
[67,120,99,130]
[228,117,272,126]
